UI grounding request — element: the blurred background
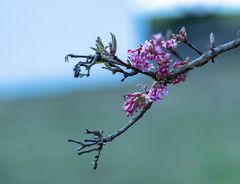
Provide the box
[1,0,240,184]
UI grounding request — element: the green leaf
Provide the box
[96,37,105,51]
[110,32,117,55]
[109,42,113,54]
[90,47,104,55]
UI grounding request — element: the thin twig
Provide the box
[168,37,240,81]
[65,54,94,62]
[68,102,153,169]
[168,48,185,61]
[184,39,203,55]
[101,56,158,80]
[78,148,99,156]
[103,102,153,142]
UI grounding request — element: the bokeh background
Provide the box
[1,0,240,184]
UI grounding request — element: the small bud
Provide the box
[210,32,215,48]
[96,36,104,50]
[110,32,117,56]
[109,42,113,54]
[181,26,186,33]
[180,27,187,38]
[177,27,187,42]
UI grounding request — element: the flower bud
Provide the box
[210,32,215,48]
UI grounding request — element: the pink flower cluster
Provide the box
[123,83,168,116]
[127,33,180,76]
[172,61,188,84]
[124,29,188,116]
[123,92,148,116]
[161,35,177,49]
[147,83,168,102]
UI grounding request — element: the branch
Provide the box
[66,53,158,81]
[67,35,240,170]
[167,37,240,81]
[65,54,100,78]
[103,102,153,142]
[101,56,157,81]
[101,37,240,83]
[183,39,203,55]
[68,102,153,169]
[168,48,185,61]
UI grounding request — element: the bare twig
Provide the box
[103,102,153,142]
[66,53,157,81]
[65,54,100,78]
[209,32,216,63]
[183,39,203,55]
[168,48,185,61]
[168,37,240,81]
[101,56,158,80]
[68,102,153,169]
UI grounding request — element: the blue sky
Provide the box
[0,0,138,99]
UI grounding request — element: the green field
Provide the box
[1,54,240,184]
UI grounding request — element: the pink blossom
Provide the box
[140,40,164,61]
[123,92,147,116]
[147,82,168,102]
[128,40,164,72]
[141,40,155,53]
[161,36,177,49]
[127,49,154,72]
[151,33,163,45]
[179,27,187,40]
[155,53,171,76]
[123,29,191,117]
[171,61,188,84]
[155,64,169,76]
[172,73,187,85]
[157,52,172,64]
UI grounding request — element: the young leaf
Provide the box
[110,32,117,56]
[96,37,105,51]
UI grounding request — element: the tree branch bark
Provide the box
[103,102,153,142]
[168,37,240,81]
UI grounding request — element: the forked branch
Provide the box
[168,37,240,81]
[68,102,153,169]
